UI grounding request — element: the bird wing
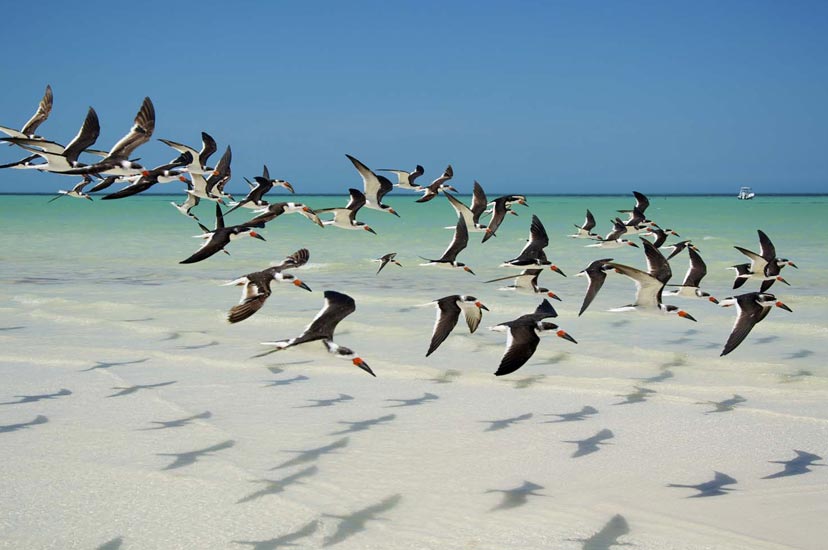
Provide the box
[21,84,53,136]
[300,291,356,341]
[345,187,367,212]
[515,215,549,259]
[227,294,268,323]
[427,297,462,356]
[346,154,393,204]
[642,238,672,284]
[107,97,155,159]
[179,231,229,264]
[606,262,663,307]
[62,107,101,164]
[482,197,509,242]
[757,229,776,260]
[438,217,469,262]
[581,209,596,232]
[470,181,488,222]
[274,248,310,271]
[494,325,540,376]
[683,247,708,287]
[578,259,613,315]
[720,294,765,356]
[445,192,476,229]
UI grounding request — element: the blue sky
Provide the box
[1,0,826,194]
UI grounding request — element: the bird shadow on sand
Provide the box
[609,319,631,329]
[784,349,814,360]
[263,375,309,388]
[779,369,814,383]
[0,415,48,433]
[80,358,150,372]
[529,352,569,367]
[696,394,745,414]
[485,481,546,511]
[612,387,655,405]
[176,340,220,350]
[265,360,314,373]
[633,369,674,384]
[569,514,631,549]
[543,406,598,423]
[384,393,439,408]
[160,330,208,341]
[329,414,396,436]
[321,494,402,547]
[660,355,686,369]
[233,519,319,550]
[753,335,780,345]
[139,411,212,431]
[95,536,124,550]
[157,439,235,470]
[119,317,155,323]
[237,466,319,504]
[668,471,737,497]
[271,437,350,470]
[106,381,176,398]
[480,413,533,432]
[0,325,25,331]
[501,374,546,389]
[565,429,614,458]
[1,388,72,405]
[424,369,462,384]
[295,394,354,408]
[763,450,824,479]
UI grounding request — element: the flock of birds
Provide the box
[1,86,800,378]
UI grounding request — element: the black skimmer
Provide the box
[484,268,561,300]
[500,215,565,276]
[482,195,527,243]
[259,164,294,193]
[718,292,792,356]
[225,175,274,214]
[316,188,376,233]
[170,190,201,221]
[0,84,53,140]
[374,252,402,274]
[48,176,94,202]
[158,131,218,175]
[586,218,640,249]
[642,226,680,249]
[259,290,374,376]
[346,154,399,216]
[488,299,576,376]
[378,164,424,190]
[575,258,614,316]
[734,230,797,292]
[663,240,697,260]
[617,191,651,230]
[426,295,488,357]
[419,217,474,274]
[243,202,323,228]
[100,155,191,200]
[415,165,456,202]
[180,203,266,264]
[223,248,312,323]
[568,209,599,239]
[60,97,155,176]
[603,239,697,321]
[663,247,718,303]
[1,106,101,173]
[204,145,234,202]
[444,182,488,232]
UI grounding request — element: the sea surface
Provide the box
[1,192,827,549]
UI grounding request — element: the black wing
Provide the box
[107,97,155,159]
[438,217,469,262]
[494,325,540,376]
[757,229,776,261]
[482,197,509,243]
[62,107,101,164]
[720,293,765,356]
[227,295,268,323]
[199,132,218,166]
[642,238,672,284]
[300,291,356,341]
[470,181,488,222]
[683,247,708,287]
[21,84,53,136]
[578,258,613,316]
[427,296,462,356]
[581,209,596,232]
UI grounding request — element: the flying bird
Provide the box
[179,203,265,264]
[378,164,424,190]
[444,183,489,232]
[500,214,565,276]
[0,84,53,140]
[484,269,561,300]
[718,292,792,356]
[426,295,488,357]
[419,217,475,274]
[346,154,399,216]
[568,209,599,239]
[316,188,376,233]
[575,258,614,316]
[416,165,456,202]
[373,252,402,274]
[243,201,323,228]
[663,247,718,303]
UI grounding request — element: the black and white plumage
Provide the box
[258,164,294,193]
[484,269,561,300]
[223,248,311,323]
[158,131,218,175]
[170,190,202,221]
[374,252,402,275]
[444,182,489,232]
[663,240,697,260]
[568,209,599,239]
[500,215,565,276]
[734,230,797,292]
[243,202,323,228]
[718,292,792,356]
[663,247,718,303]
[420,217,474,274]
[642,226,680,249]
[346,154,399,216]
[489,299,576,376]
[204,145,234,202]
[48,176,94,202]
[317,188,376,233]
[603,239,696,320]
[426,295,488,357]
[482,195,526,243]
[586,218,640,249]
[416,165,456,202]
[100,154,192,200]
[180,203,266,264]
[260,290,374,376]
[224,174,275,214]
[378,164,424,190]
[575,258,614,316]
[0,84,53,140]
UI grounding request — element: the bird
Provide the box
[59,97,155,176]
[48,176,94,202]
[718,292,793,356]
[500,215,565,276]
[316,188,377,233]
[346,154,399,216]
[663,247,719,303]
[242,202,323,228]
[223,248,312,323]
[488,299,576,376]
[641,225,680,249]
[100,155,191,200]
[373,252,402,274]
[378,164,424,190]
[170,190,202,221]
[416,165,456,202]
[256,164,294,193]
[575,258,614,316]
[662,239,697,260]
[0,84,53,140]
[444,183,488,232]
[586,218,641,249]
[568,209,599,239]
[482,195,526,243]
[158,131,218,175]
[259,290,374,376]
[734,230,797,292]
[483,269,561,300]
[224,175,275,214]
[419,217,475,274]
[204,145,234,203]
[426,295,488,357]
[179,203,266,264]
[603,239,697,321]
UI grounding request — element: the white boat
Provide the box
[738,186,755,200]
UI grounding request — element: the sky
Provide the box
[1,0,827,195]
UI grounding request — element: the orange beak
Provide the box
[475,301,489,311]
[556,330,577,344]
[678,310,697,322]
[708,296,719,304]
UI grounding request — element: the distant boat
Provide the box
[738,186,755,200]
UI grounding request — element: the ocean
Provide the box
[1,192,827,549]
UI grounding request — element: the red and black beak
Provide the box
[677,310,697,322]
[353,357,375,377]
[775,301,793,313]
[249,231,266,241]
[549,265,566,277]
[293,279,311,292]
[556,330,577,344]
